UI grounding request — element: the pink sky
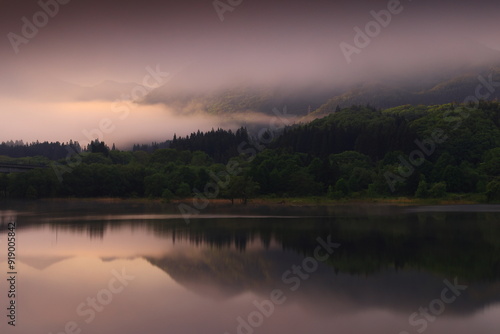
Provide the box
[0,0,499,147]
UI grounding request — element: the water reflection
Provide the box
[0,202,499,334]
[17,210,500,281]
[0,209,16,226]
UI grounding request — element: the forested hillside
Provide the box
[1,102,499,202]
[305,67,500,120]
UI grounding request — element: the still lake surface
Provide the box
[0,200,499,334]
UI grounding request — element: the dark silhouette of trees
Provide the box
[170,127,249,163]
[0,140,81,161]
[1,102,499,201]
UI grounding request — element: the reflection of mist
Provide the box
[146,247,500,318]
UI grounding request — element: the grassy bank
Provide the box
[3,192,493,208]
[170,192,491,207]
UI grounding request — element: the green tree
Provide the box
[82,153,112,165]
[429,182,447,198]
[109,150,133,165]
[442,165,464,193]
[347,167,374,192]
[334,178,349,196]
[191,151,213,166]
[226,176,259,204]
[480,148,500,177]
[327,185,335,199]
[486,178,500,202]
[162,189,175,201]
[176,182,192,198]
[88,140,110,156]
[431,153,456,182]
[415,178,428,198]
[144,173,169,198]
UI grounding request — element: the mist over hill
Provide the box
[140,59,500,125]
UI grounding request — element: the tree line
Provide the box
[0,101,499,202]
[0,140,82,161]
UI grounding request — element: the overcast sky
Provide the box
[1,0,499,147]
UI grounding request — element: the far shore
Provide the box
[2,197,500,217]
[12,194,494,208]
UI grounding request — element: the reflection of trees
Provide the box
[155,213,500,282]
[18,210,500,281]
[47,220,107,239]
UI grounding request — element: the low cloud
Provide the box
[1,0,500,145]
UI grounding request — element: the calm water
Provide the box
[1,200,499,334]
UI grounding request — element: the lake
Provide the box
[1,200,499,334]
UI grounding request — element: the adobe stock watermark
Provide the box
[385,72,500,192]
[340,0,404,64]
[7,0,71,54]
[178,106,292,224]
[47,268,134,334]
[51,64,173,182]
[213,0,243,22]
[223,235,340,334]
[399,277,467,334]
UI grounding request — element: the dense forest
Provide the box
[1,101,499,202]
[0,140,82,161]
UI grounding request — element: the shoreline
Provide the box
[5,195,492,208]
[2,197,499,217]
